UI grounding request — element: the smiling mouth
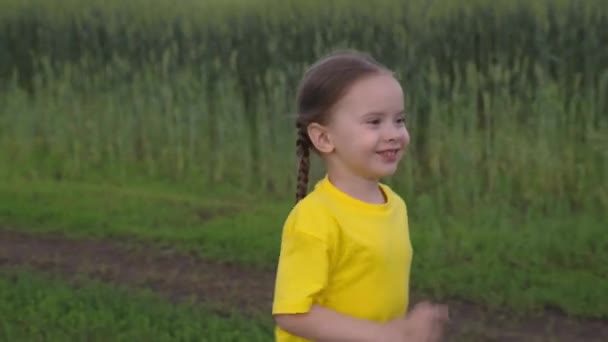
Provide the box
[377,149,400,158]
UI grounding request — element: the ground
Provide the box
[1,228,606,341]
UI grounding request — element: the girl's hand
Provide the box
[406,301,450,341]
[381,301,449,341]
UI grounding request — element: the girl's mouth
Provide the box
[377,149,400,161]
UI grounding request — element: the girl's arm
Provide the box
[275,302,449,342]
[274,304,392,342]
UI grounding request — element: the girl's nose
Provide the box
[385,126,405,142]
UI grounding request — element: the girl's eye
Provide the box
[368,119,381,125]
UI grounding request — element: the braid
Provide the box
[295,124,310,203]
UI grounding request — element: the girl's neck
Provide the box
[326,169,386,204]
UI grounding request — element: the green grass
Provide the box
[2,65,606,215]
[1,0,607,216]
[0,269,272,341]
[0,179,290,267]
[1,179,606,319]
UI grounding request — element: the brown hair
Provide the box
[294,49,392,202]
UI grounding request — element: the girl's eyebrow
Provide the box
[361,110,405,118]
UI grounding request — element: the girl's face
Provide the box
[311,73,410,181]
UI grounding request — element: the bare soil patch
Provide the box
[0,229,274,315]
[1,228,606,341]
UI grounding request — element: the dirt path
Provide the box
[1,228,606,341]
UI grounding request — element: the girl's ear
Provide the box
[307,123,334,154]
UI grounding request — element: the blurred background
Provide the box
[0,0,606,341]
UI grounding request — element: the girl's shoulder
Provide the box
[281,187,340,242]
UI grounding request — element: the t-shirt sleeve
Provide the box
[272,203,333,315]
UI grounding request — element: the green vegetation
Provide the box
[0,269,272,341]
[0,180,288,267]
[1,180,607,318]
[1,0,606,216]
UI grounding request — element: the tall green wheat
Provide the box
[0,0,606,217]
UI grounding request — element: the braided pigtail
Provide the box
[295,123,311,203]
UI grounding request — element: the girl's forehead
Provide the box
[333,74,404,113]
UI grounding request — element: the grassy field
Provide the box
[1,0,607,340]
[1,180,607,319]
[0,269,272,341]
[1,0,606,214]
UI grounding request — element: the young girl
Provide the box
[271,50,449,342]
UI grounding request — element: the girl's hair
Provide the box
[294,49,392,202]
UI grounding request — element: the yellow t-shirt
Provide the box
[272,176,413,341]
